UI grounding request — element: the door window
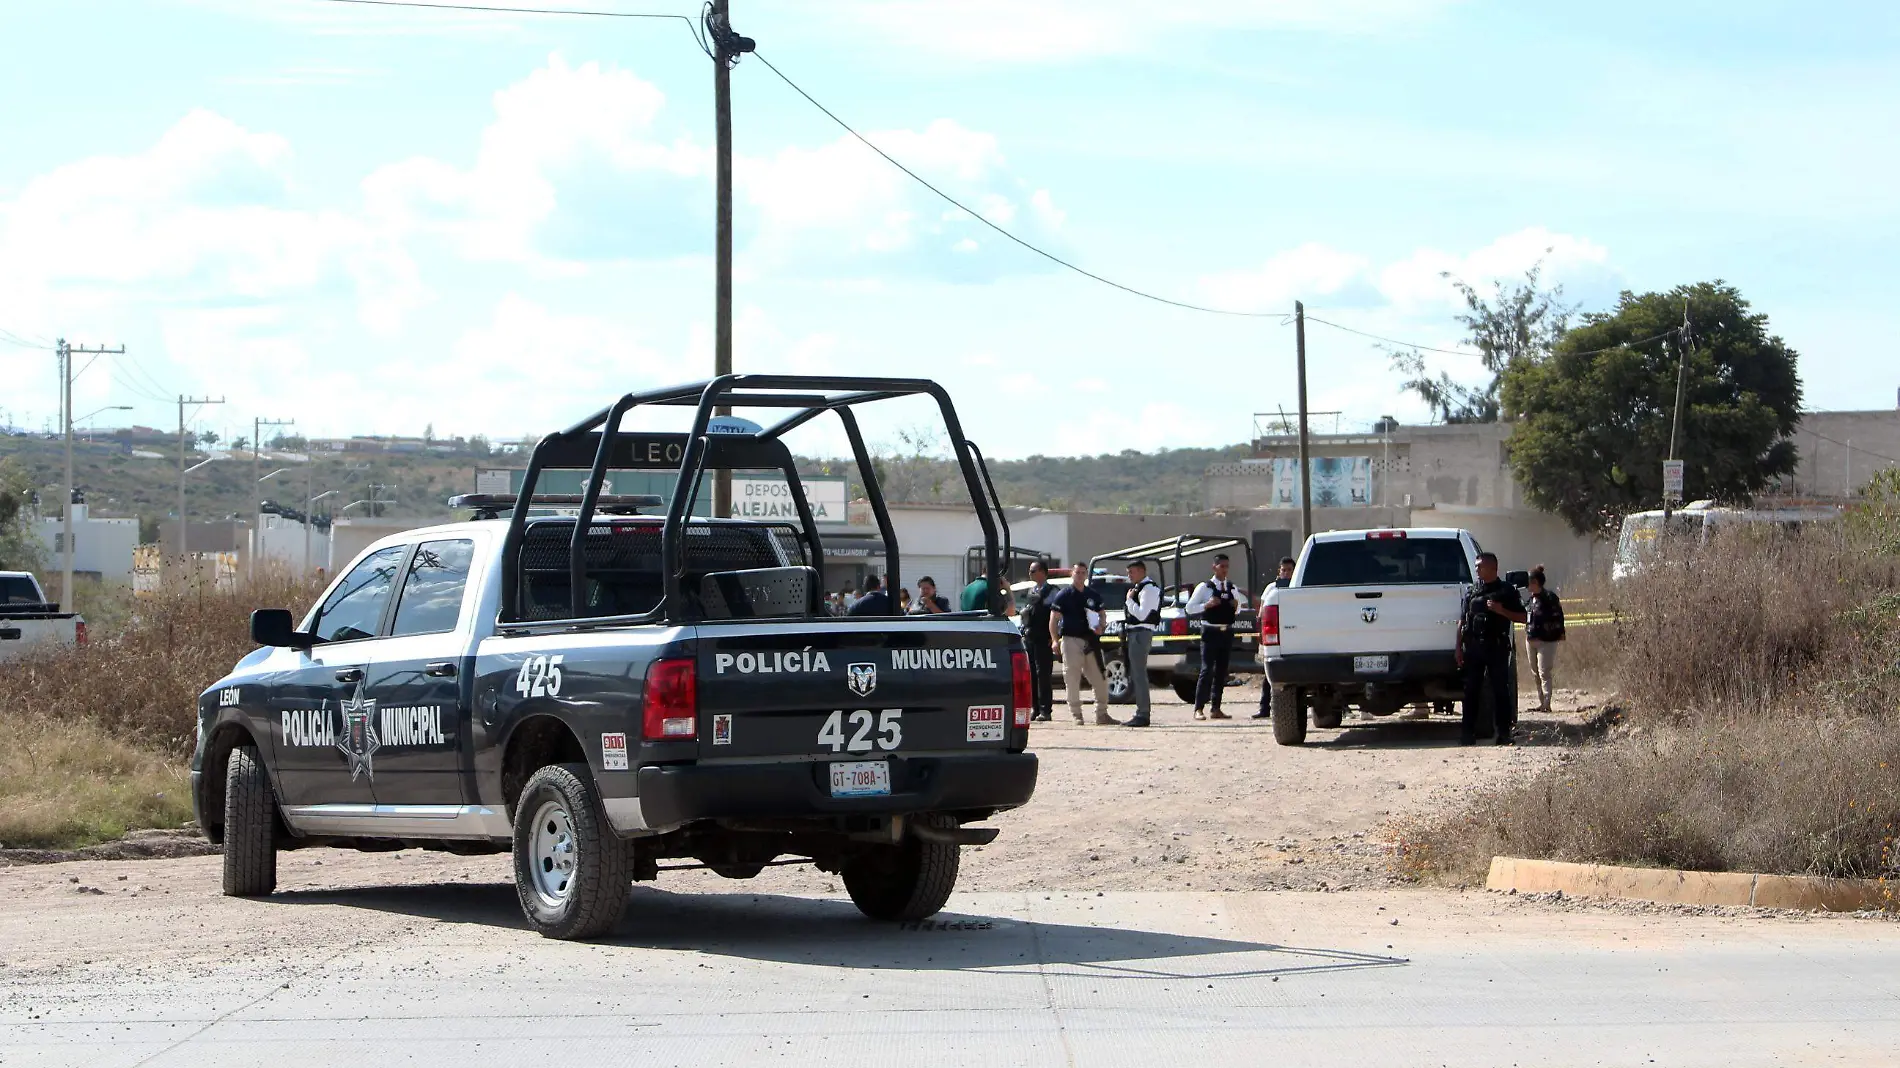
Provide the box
[310,546,407,643]
[391,539,477,637]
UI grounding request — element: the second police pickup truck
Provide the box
[1260,527,1523,745]
[191,376,1037,939]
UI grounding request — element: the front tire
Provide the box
[843,813,960,921]
[512,764,631,940]
[1271,686,1307,746]
[222,744,277,897]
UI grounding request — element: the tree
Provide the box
[1390,261,1576,423]
[230,435,249,453]
[468,434,492,458]
[1501,281,1802,536]
[199,430,220,447]
[0,458,47,572]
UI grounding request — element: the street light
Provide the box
[76,405,132,440]
[178,456,221,555]
[255,468,293,580]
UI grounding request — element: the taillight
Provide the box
[1261,603,1280,647]
[1011,650,1032,727]
[642,658,697,740]
[1368,529,1406,540]
[75,621,88,646]
[1168,616,1188,636]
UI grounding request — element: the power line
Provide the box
[1804,426,1900,466]
[751,51,1282,319]
[0,325,50,350]
[307,0,692,22]
[1298,315,1478,357]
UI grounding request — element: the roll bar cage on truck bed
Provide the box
[491,375,1016,626]
[1088,533,1257,596]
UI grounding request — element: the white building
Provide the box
[34,500,138,583]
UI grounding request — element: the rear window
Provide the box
[1300,537,1470,586]
[1,576,44,605]
[516,520,808,621]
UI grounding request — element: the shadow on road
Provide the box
[269,883,1406,980]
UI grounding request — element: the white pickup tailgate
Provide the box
[1274,584,1464,657]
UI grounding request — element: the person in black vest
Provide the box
[1457,551,1526,745]
[1185,553,1248,720]
[1019,560,1059,721]
[1120,560,1163,727]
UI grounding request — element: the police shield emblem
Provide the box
[846,662,877,697]
[1361,605,1378,624]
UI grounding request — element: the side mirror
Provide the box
[251,608,312,649]
[1504,569,1530,588]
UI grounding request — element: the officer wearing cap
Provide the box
[1185,553,1248,720]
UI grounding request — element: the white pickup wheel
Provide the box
[1270,686,1307,746]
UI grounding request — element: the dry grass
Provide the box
[1398,507,1900,887]
[1,569,322,847]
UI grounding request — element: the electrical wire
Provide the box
[0,325,50,350]
[1804,427,1900,466]
[307,0,692,22]
[751,51,1283,319]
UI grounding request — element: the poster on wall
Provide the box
[1270,457,1371,508]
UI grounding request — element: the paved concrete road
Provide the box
[4,882,1897,1067]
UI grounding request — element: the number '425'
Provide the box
[817,709,902,753]
[515,654,566,697]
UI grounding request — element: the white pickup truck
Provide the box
[1259,528,1521,745]
[0,571,87,664]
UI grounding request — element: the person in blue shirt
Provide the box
[847,574,892,616]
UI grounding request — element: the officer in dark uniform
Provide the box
[1187,553,1248,720]
[1457,551,1526,745]
[1020,560,1060,721]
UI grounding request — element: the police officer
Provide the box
[1020,560,1059,721]
[1458,551,1526,745]
[1120,560,1162,727]
[1185,553,1248,720]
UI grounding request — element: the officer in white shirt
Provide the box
[1120,560,1163,727]
[1184,553,1249,720]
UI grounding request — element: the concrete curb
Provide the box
[1486,857,1893,912]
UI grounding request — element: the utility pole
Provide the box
[1663,303,1692,523]
[1294,302,1314,546]
[57,339,124,608]
[178,394,226,557]
[706,0,753,518]
[251,416,294,582]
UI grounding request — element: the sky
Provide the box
[1,0,1896,461]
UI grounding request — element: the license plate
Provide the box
[829,760,891,797]
[1353,655,1390,674]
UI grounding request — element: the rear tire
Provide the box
[1271,686,1307,746]
[1172,676,1197,703]
[221,744,277,897]
[843,813,960,922]
[512,763,631,940]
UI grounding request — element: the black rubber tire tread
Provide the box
[221,744,278,897]
[1171,677,1197,703]
[1311,693,1343,730]
[843,813,961,922]
[1270,686,1307,746]
[512,763,631,940]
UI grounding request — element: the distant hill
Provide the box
[0,433,1246,527]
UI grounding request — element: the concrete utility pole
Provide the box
[1294,302,1314,546]
[57,339,124,608]
[707,0,753,519]
[251,416,294,581]
[178,394,226,557]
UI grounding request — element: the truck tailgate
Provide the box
[1277,585,1462,657]
[693,621,1020,762]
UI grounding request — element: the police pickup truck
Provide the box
[192,376,1036,940]
[1260,527,1521,745]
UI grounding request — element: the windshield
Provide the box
[1300,537,1471,586]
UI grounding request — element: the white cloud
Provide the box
[1200,242,1375,312]
[1377,226,1612,312]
